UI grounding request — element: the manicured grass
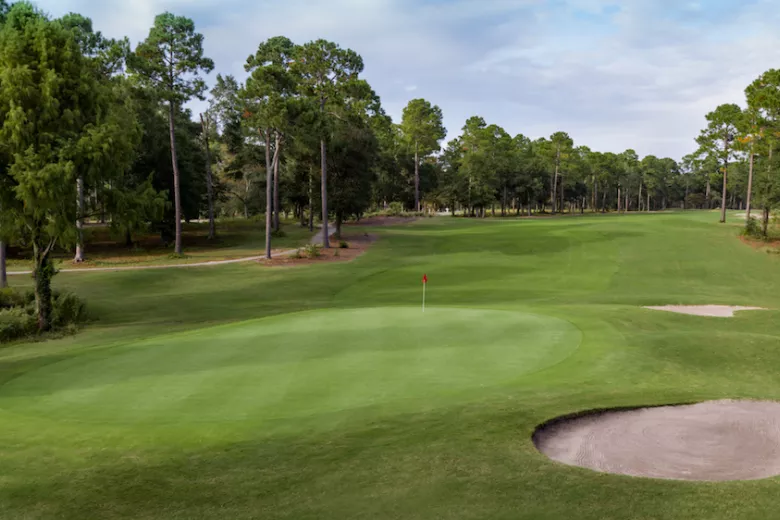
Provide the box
[3,211,780,519]
[6,219,314,270]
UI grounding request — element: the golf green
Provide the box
[0,307,580,423]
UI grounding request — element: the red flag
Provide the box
[423,274,428,284]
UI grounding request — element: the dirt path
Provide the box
[7,228,334,276]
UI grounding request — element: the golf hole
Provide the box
[533,400,780,481]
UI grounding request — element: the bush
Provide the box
[52,292,88,328]
[339,240,349,249]
[303,243,322,259]
[334,250,340,258]
[291,249,303,259]
[0,308,38,343]
[0,288,27,310]
[0,289,87,344]
[742,217,762,238]
[387,202,404,216]
[271,229,287,239]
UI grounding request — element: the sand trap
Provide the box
[644,305,766,317]
[534,400,780,481]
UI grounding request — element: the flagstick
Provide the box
[422,281,426,313]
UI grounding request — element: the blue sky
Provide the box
[33,0,778,159]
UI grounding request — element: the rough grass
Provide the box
[2,211,780,519]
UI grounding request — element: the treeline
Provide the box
[687,69,780,235]
[0,1,734,331]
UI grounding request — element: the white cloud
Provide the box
[29,0,780,159]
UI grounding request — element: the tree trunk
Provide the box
[501,186,507,217]
[746,150,755,221]
[308,167,314,232]
[74,175,85,263]
[552,150,560,214]
[617,187,621,212]
[169,100,184,256]
[273,134,281,232]
[336,211,342,239]
[706,179,711,209]
[125,230,133,248]
[320,137,330,248]
[638,182,643,212]
[763,207,770,237]
[0,241,6,289]
[32,241,55,332]
[647,192,650,212]
[264,132,273,260]
[200,114,216,240]
[720,143,729,223]
[414,140,420,212]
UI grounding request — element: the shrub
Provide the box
[339,240,349,249]
[742,217,762,238]
[334,250,340,258]
[291,249,303,259]
[0,289,87,344]
[52,292,88,328]
[0,288,26,310]
[303,243,322,259]
[0,308,37,343]
[271,229,287,239]
[387,202,404,216]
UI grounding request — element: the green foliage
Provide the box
[303,243,322,259]
[743,216,762,238]
[387,202,404,216]
[401,99,446,153]
[130,12,214,104]
[0,3,135,330]
[0,289,86,343]
[271,229,287,239]
[339,240,349,249]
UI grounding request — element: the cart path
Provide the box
[7,227,333,276]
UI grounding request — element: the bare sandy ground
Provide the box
[644,305,767,317]
[534,400,780,481]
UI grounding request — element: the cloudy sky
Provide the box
[32,0,778,159]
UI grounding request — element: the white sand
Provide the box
[644,305,767,318]
[534,400,780,481]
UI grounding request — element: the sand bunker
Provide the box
[534,400,780,481]
[644,305,766,317]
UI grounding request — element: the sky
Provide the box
[31,0,780,160]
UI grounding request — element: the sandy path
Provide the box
[534,400,780,481]
[7,227,334,276]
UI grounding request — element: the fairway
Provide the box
[4,212,780,519]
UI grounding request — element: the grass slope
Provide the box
[2,211,780,519]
